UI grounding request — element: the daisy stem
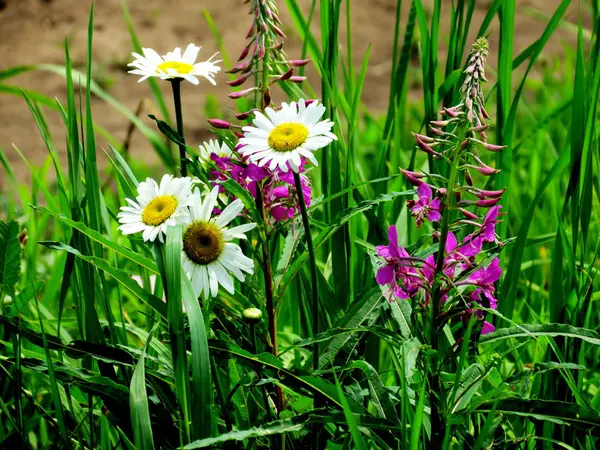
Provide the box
[170,79,188,176]
[256,188,284,414]
[292,172,320,373]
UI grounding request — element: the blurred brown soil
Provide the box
[0,0,587,187]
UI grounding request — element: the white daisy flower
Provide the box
[181,186,256,299]
[238,99,337,173]
[198,139,232,168]
[128,43,221,85]
[117,175,195,243]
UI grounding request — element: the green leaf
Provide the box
[181,266,213,440]
[130,325,157,450]
[0,220,21,287]
[476,399,600,427]
[39,241,167,320]
[183,414,313,448]
[480,323,600,346]
[34,207,158,273]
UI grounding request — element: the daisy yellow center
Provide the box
[142,196,178,226]
[157,61,194,75]
[268,123,309,152]
[183,221,224,265]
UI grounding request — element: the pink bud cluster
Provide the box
[226,0,310,107]
[203,0,315,225]
[376,38,505,336]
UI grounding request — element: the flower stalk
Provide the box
[170,79,188,176]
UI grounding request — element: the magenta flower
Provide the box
[409,183,442,227]
[461,206,501,257]
[376,226,424,300]
[463,257,502,310]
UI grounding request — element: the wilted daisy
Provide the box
[128,43,221,85]
[238,99,337,172]
[198,139,232,168]
[117,175,195,242]
[182,186,256,298]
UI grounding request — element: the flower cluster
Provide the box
[197,138,314,223]
[118,175,255,300]
[375,38,504,335]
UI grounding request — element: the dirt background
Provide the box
[0,0,586,186]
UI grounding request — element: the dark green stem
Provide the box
[170,79,188,176]
[428,141,463,446]
[293,173,320,373]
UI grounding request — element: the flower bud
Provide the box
[235,110,256,120]
[430,120,450,127]
[474,139,506,152]
[459,208,478,220]
[227,75,250,87]
[289,59,311,67]
[477,187,506,199]
[243,307,263,324]
[263,88,271,107]
[442,107,460,118]
[475,197,502,207]
[246,23,255,39]
[207,118,231,129]
[461,139,470,149]
[226,60,252,74]
[430,126,445,136]
[401,169,424,186]
[228,87,257,99]
[415,135,442,157]
[18,229,27,246]
[278,68,294,81]
[412,132,434,143]
[272,41,284,51]
[238,44,251,61]
[272,24,286,38]
[469,124,489,133]
[288,76,306,83]
[464,169,474,186]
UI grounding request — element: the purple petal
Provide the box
[417,182,433,200]
[245,163,269,181]
[481,321,495,335]
[482,258,502,284]
[446,231,457,253]
[271,206,289,221]
[428,210,442,222]
[376,264,396,285]
[386,226,401,258]
[461,235,482,257]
